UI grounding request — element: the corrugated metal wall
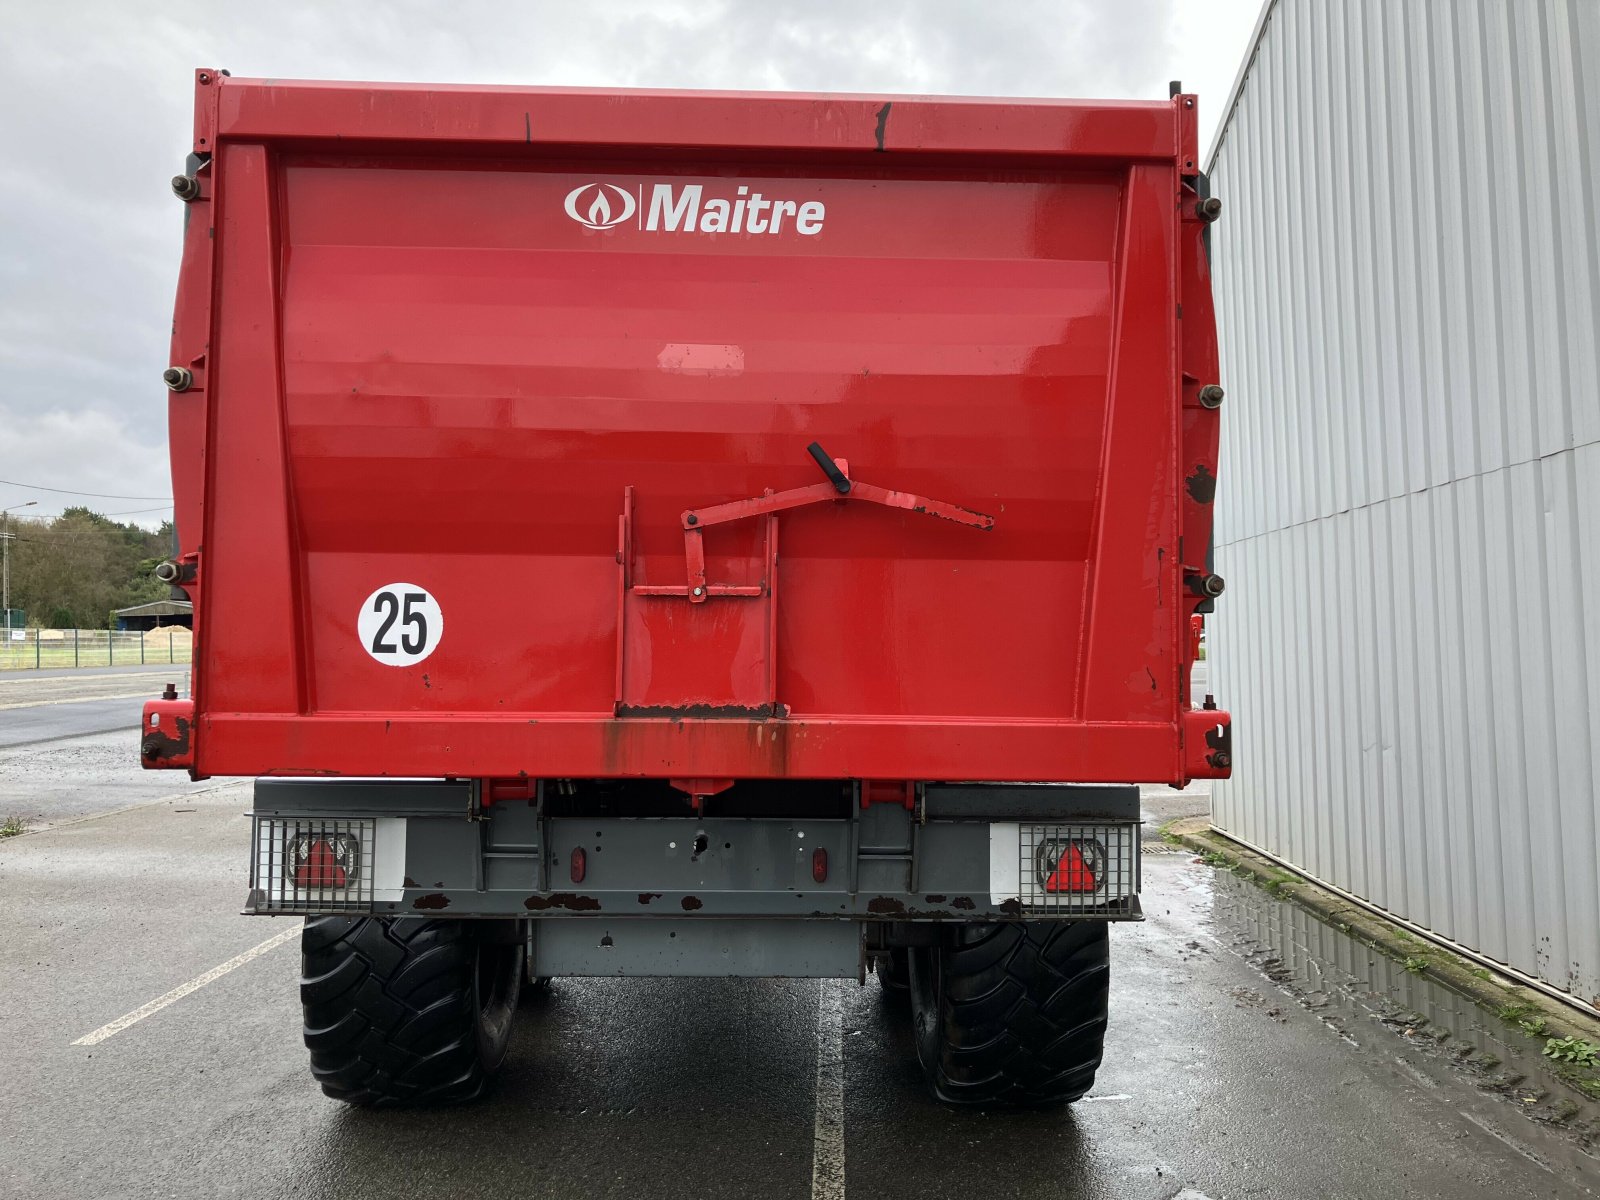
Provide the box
[1207,0,1600,1006]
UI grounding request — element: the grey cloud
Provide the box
[2,0,1250,526]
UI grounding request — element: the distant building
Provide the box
[114,600,193,632]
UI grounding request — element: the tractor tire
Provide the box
[876,948,911,1001]
[520,972,553,1005]
[300,916,522,1107]
[909,920,1109,1107]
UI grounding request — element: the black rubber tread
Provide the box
[301,916,520,1107]
[911,921,1109,1108]
[876,948,910,998]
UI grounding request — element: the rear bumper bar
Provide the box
[148,711,1231,786]
[246,779,1142,924]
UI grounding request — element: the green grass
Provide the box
[1404,955,1428,973]
[0,641,191,671]
[1262,870,1298,896]
[0,816,27,838]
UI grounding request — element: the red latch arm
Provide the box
[834,479,995,531]
[684,478,852,530]
[674,444,994,603]
[682,446,994,534]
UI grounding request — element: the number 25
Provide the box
[371,591,429,655]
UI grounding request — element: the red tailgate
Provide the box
[159,73,1228,784]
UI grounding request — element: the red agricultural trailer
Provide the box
[143,70,1230,1108]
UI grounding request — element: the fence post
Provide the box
[169,630,174,663]
[140,629,146,665]
[35,629,40,669]
[109,628,114,666]
[74,627,79,667]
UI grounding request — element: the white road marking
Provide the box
[0,671,182,686]
[0,690,161,711]
[810,980,846,1200]
[72,925,299,1046]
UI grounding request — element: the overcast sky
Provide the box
[0,0,1262,528]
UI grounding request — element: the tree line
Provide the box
[3,508,174,628]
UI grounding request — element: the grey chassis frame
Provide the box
[248,779,1142,979]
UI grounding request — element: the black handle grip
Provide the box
[806,442,852,494]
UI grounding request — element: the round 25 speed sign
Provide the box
[357,583,444,666]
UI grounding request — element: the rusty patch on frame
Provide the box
[141,716,191,762]
[524,893,602,912]
[1206,720,1233,770]
[614,702,789,720]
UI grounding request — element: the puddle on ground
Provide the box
[1183,853,1600,1159]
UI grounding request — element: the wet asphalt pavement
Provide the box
[0,666,213,824]
[1,674,1597,1199]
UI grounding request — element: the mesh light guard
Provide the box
[249,817,376,913]
[1018,822,1139,916]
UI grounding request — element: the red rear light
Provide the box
[256,819,376,911]
[812,847,828,883]
[570,847,587,884]
[1019,824,1135,913]
[1038,840,1101,894]
[290,835,357,889]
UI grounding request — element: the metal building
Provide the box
[113,599,194,632]
[1207,0,1600,1009]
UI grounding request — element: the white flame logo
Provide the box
[563,182,636,230]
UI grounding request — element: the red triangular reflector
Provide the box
[1045,842,1096,893]
[295,839,347,889]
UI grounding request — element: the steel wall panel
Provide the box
[1208,0,1600,1006]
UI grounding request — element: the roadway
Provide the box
[0,665,207,824]
[0,665,188,748]
[0,665,1595,1199]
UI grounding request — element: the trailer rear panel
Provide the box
[149,73,1229,785]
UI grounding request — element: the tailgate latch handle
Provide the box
[807,441,852,494]
[676,444,995,603]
